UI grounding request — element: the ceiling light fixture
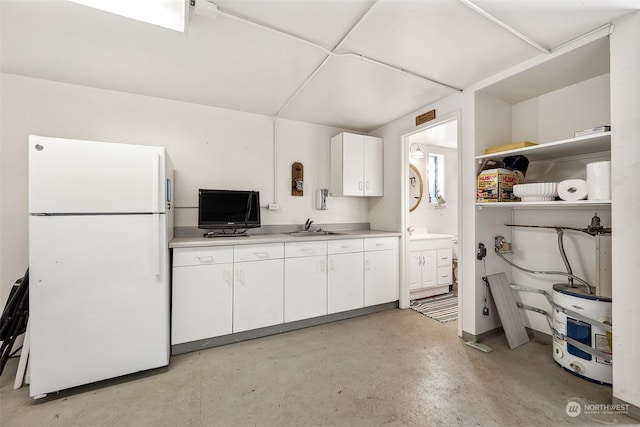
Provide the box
[409,143,425,160]
[69,0,187,32]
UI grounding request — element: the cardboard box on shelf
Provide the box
[484,141,537,154]
[477,168,519,202]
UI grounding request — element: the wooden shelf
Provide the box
[476,200,611,209]
[475,132,611,162]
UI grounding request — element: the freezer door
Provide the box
[28,214,169,397]
[29,135,167,214]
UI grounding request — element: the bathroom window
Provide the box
[428,153,445,204]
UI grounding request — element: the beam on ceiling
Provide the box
[274,0,386,118]
[211,1,462,119]
[458,0,551,54]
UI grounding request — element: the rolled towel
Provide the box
[558,179,588,201]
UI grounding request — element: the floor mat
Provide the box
[410,293,458,323]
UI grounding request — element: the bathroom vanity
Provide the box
[408,233,453,299]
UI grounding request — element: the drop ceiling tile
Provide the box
[474,0,640,50]
[214,0,377,50]
[337,0,541,90]
[279,54,457,132]
[1,0,327,116]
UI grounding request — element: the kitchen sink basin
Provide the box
[288,230,344,237]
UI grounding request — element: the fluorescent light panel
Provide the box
[69,0,187,32]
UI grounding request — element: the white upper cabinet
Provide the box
[330,132,383,197]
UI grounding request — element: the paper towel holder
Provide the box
[317,189,328,210]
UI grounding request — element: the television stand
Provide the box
[203,229,249,238]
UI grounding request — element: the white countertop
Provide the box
[408,233,453,241]
[170,229,401,248]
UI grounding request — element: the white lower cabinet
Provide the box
[328,252,364,313]
[327,239,364,314]
[171,235,399,346]
[364,237,399,305]
[409,250,437,291]
[171,247,233,345]
[284,241,327,322]
[233,244,284,333]
[409,237,452,297]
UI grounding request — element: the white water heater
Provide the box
[552,284,612,385]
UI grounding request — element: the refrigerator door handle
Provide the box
[152,214,161,276]
[152,152,160,212]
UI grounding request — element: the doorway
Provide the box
[400,114,462,337]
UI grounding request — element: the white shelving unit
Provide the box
[475,132,610,162]
[475,132,611,208]
[476,200,611,209]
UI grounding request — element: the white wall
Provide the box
[368,93,463,312]
[0,73,368,303]
[610,10,640,411]
[512,74,610,144]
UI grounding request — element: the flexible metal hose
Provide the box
[556,228,574,287]
[494,249,592,294]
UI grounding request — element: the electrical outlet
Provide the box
[268,203,280,211]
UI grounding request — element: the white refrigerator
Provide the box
[28,135,174,398]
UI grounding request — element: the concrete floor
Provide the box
[1,308,636,426]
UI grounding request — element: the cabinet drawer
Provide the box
[285,241,327,258]
[327,238,364,254]
[173,246,233,267]
[234,243,284,262]
[364,237,398,252]
[437,248,452,266]
[437,266,452,285]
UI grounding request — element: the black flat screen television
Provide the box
[198,189,261,230]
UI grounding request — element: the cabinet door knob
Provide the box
[198,256,214,263]
[358,181,363,191]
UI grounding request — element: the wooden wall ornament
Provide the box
[291,162,304,196]
[409,163,423,212]
[416,109,436,126]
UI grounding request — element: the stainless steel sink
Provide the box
[288,230,344,237]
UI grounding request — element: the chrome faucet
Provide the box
[304,218,314,231]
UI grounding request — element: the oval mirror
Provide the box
[409,163,423,212]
